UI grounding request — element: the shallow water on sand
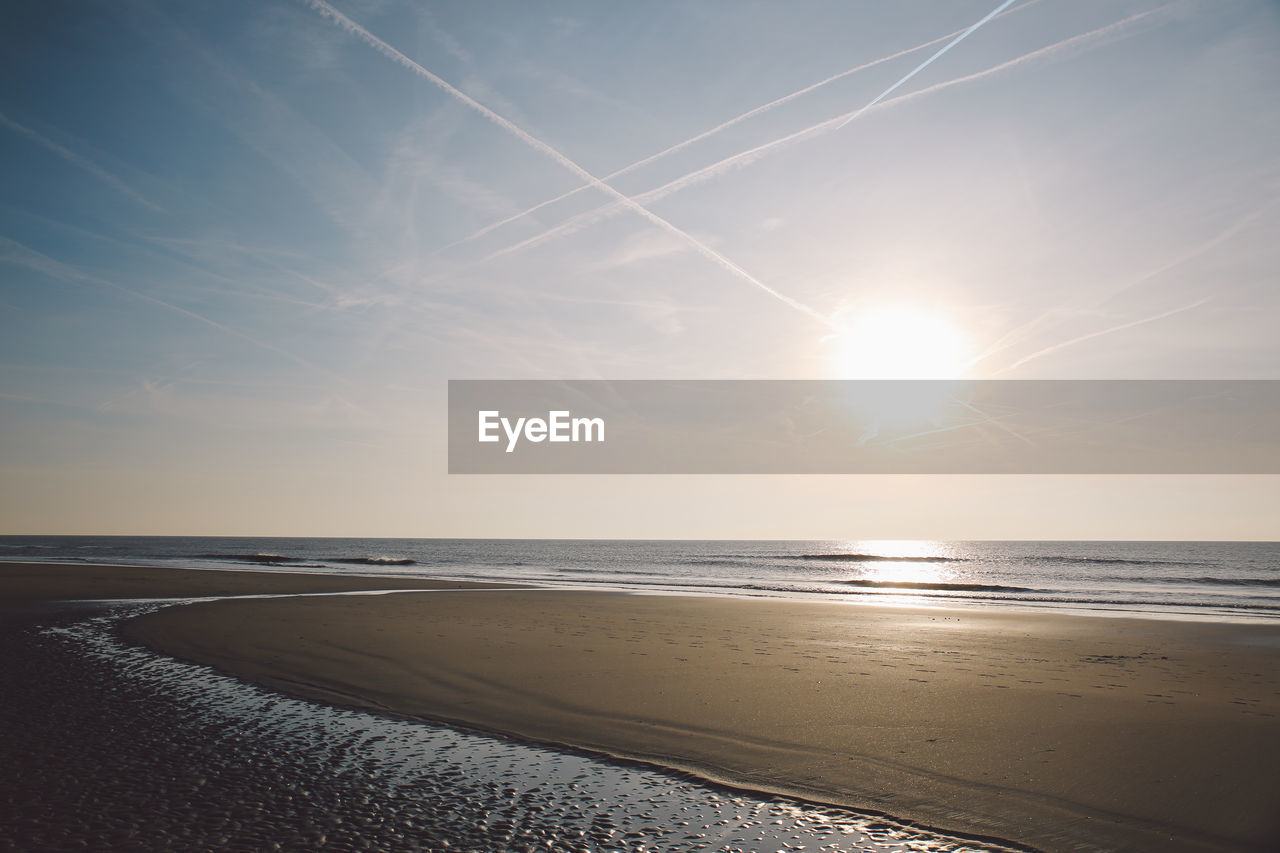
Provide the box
[0,601,1022,853]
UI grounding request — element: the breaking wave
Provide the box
[791,553,966,563]
[837,580,1037,593]
[199,553,416,567]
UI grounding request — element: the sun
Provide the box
[824,303,975,434]
[829,304,973,380]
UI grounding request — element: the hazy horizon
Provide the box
[4,532,1279,543]
[3,0,1278,538]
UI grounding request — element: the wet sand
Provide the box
[7,562,1280,852]
[5,599,997,853]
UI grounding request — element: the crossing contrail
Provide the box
[455,5,1169,272]
[305,0,835,328]
[835,0,1018,129]
[638,6,1168,207]
[839,4,1170,119]
[433,0,1041,255]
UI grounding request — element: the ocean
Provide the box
[4,536,1277,621]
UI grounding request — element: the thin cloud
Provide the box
[0,111,165,213]
[304,0,834,328]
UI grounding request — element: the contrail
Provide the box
[0,236,332,378]
[304,0,835,328]
[967,199,1270,372]
[0,392,97,410]
[434,0,1042,255]
[992,298,1212,376]
[639,6,1168,207]
[0,111,165,214]
[834,0,1018,129]
[842,4,1170,116]
[455,6,1167,272]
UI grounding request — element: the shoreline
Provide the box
[7,561,1280,852]
[4,556,1274,625]
[0,560,517,600]
[0,597,1031,853]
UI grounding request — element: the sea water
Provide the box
[3,536,1277,620]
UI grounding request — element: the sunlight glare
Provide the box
[825,305,973,434]
[842,541,956,586]
[829,304,973,380]
[846,539,950,559]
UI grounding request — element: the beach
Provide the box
[4,560,1278,851]
[45,561,1269,853]
[8,0,1278,849]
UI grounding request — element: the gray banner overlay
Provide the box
[448,380,1280,474]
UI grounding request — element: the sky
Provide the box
[1,0,1277,538]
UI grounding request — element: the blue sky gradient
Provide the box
[2,0,1277,536]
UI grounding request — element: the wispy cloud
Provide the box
[135,4,389,244]
[0,110,165,213]
[588,230,688,272]
[304,0,835,328]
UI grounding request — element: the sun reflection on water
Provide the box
[846,540,952,560]
[840,540,959,586]
[862,562,950,585]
